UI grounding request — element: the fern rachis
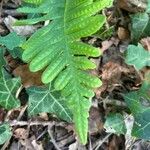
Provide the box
[17,0,113,144]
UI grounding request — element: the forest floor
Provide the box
[0,0,150,150]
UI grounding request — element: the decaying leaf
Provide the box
[13,64,43,88]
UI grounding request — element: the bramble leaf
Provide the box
[126,44,150,70]
[104,113,127,135]
[0,123,12,145]
[27,84,73,122]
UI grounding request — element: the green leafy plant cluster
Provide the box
[0,32,25,144]
[0,0,113,145]
[124,0,150,140]
[104,1,150,140]
[104,48,150,140]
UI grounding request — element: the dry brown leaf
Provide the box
[96,61,129,97]
[140,37,150,51]
[13,64,43,88]
[117,0,146,13]
[101,40,114,52]
[89,107,104,135]
[14,128,28,140]
[108,135,125,150]
[101,38,120,52]
[117,27,130,41]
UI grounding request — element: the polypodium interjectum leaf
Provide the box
[23,0,44,5]
[16,0,113,144]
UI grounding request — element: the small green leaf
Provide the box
[132,109,150,140]
[131,13,150,42]
[104,113,127,135]
[27,84,73,122]
[0,32,25,50]
[124,82,150,140]
[126,44,150,70]
[0,76,21,110]
[0,123,12,145]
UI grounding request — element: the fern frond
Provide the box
[19,0,113,144]
[23,0,44,5]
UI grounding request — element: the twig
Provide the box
[0,120,67,127]
[48,125,61,150]
[37,129,47,140]
[89,135,93,150]
[105,98,127,107]
[95,133,112,150]
[16,105,28,121]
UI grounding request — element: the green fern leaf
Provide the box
[23,0,44,5]
[18,0,113,144]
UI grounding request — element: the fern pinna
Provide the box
[17,0,113,144]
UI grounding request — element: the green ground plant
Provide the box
[0,0,113,145]
[1,0,150,146]
[105,1,150,140]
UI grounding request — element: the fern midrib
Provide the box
[63,0,81,98]
[62,1,87,142]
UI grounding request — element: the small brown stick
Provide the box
[48,125,61,150]
[95,133,112,150]
[105,98,127,107]
[0,120,67,127]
